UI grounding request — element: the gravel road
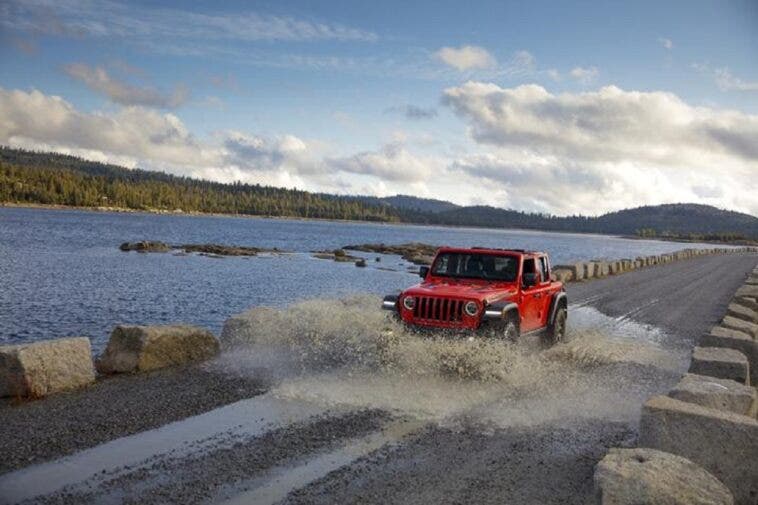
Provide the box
[1,253,755,505]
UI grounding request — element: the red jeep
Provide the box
[382,247,567,344]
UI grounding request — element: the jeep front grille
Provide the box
[413,296,465,324]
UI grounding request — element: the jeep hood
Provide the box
[403,280,517,304]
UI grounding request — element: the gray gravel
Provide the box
[283,419,635,505]
[0,364,266,474]
[30,410,391,505]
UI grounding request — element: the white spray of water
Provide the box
[215,295,688,428]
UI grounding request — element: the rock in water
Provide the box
[0,337,95,398]
[594,447,733,505]
[97,325,219,373]
[119,241,171,253]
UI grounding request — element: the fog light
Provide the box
[464,301,479,316]
[402,296,415,310]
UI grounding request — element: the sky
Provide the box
[1,0,757,216]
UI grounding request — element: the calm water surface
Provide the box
[0,207,730,351]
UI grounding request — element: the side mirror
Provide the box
[523,272,538,287]
[419,266,430,278]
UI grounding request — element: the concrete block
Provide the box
[734,296,758,312]
[721,316,758,338]
[688,346,749,385]
[668,373,757,417]
[639,395,758,505]
[592,261,609,277]
[735,284,758,299]
[594,447,733,505]
[700,328,758,385]
[726,303,758,324]
[552,267,574,283]
[0,337,95,398]
[583,262,595,279]
[97,324,219,374]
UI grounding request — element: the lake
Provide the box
[0,207,731,351]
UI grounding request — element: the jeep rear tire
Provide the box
[546,306,567,345]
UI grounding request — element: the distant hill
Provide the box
[1,146,756,240]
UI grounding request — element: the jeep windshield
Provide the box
[431,252,519,281]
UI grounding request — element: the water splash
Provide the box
[215,295,688,426]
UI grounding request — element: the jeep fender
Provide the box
[483,301,519,322]
[548,291,568,326]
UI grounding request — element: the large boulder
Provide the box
[639,395,758,505]
[594,447,733,505]
[688,346,750,385]
[700,328,758,385]
[0,337,95,398]
[668,373,756,417]
[97,325,219,373]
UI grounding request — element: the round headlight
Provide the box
[402,296,415,310]
[464,301,479,317]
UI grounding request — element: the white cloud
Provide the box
[442,82,758,215]
[569,66,599,84]
[328,142,434,182]
[434,45,496,71]
[0,87,438,196]
[693,63,758,93]
[2,0,377,42]
[63,63,188,108]
[658,37,673,50]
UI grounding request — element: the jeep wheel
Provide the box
[546,307,567,345]
[502,317,520,342]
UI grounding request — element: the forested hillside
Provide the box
[2,147,757,240]
[0,148,401,222]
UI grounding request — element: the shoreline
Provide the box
[2,201,753,247]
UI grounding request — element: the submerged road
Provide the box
[1,253,756,505]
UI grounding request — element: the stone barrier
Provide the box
[97,324,220,374]
[0,337,95,398]
[595,261,758,504]
[668,373,756,417]
[550,247,757,285]
[688,346,750,385]
[594,447,733,505]
[639,395,758,505]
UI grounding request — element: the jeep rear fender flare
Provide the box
[483,301,519,322]
[548,292,568,325]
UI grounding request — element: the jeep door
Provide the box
[520,257,543,332]
[534,255,554,328]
